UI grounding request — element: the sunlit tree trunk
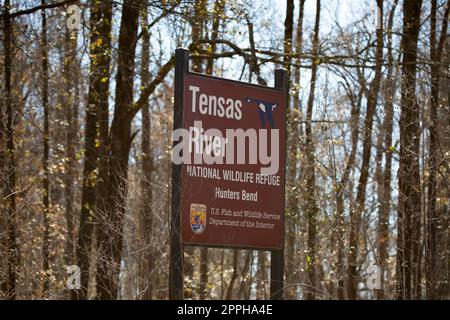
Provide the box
[94,0,114,297]
[285,0,304,300]
[74,0,113,300]
[191,0,207,73]
[304,0,321,300]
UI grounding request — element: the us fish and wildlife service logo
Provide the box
[190,203,207,234]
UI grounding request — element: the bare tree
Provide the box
[376,0,399,300]
[347,0,384,300]
[397,0,423,300]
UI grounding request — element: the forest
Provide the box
[0,0,449,300]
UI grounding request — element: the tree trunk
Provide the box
[304,0,321,300]
[191,0,207,73]
[347,0,383,300]
[283,0,294,86]
[2,0,18,300]
[63,21,79,268]
[285,0,304,300]
[256,250,268,299]
[238,251,252,299]
[94,0,114,298]
[426,0,449,300]
[199,247,208,299]
[41,0,51,297]
[397,0,423,300]
[376,0,399,300]
[140,5,154,301]
[334,81,362,299]
[205,0,224,76]
[246,17,266,86]
[96,0,140,299]
[225,250,239,300]
[73,0,113,300]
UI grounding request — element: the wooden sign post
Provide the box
[169,48,287,300]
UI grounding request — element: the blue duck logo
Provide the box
[244,97,278,129]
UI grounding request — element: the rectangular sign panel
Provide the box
[176,73,286,250]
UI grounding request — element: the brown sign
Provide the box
[177,73,286,250]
